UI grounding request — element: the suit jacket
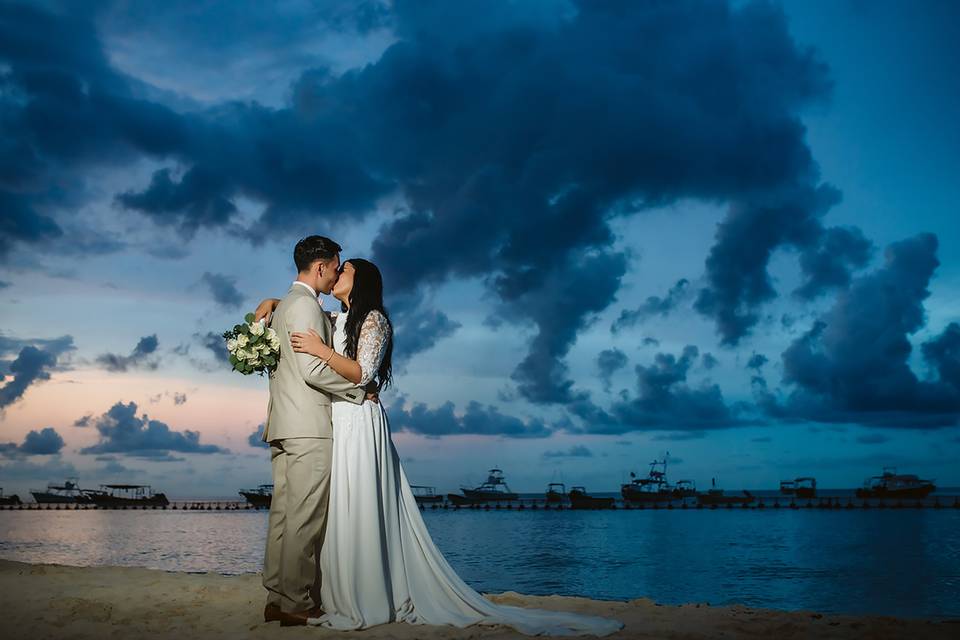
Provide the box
[262,284,363,442]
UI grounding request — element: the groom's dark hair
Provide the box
[294,235,342,272]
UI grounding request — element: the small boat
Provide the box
[621,457,674,503]
[780,477,816,498]
[696,478,754,506]
[855,467,935,499]
[568,486,615,510]
[239,484,273,508]
[672,479,697,498]
[447,468,518,503]
[794,477,817,499]
[545,482,566,503]
[410,485,444,504]
[0,488,22,506]
[88,484,169,507]
[31,478,94,504]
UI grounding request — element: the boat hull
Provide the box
[621,486,673,503]
[460,489,518,501]
[239,491,271,508]
[697,492,755,506]
[31,492,92,504]
[569,494,615,510]
[90,493,170,507]
[855,485,935,500]
[0,495,21,506]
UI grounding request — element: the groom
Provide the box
[260,235,365,626]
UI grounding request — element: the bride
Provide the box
[255,258,623,636]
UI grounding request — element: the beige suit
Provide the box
[261,283,363,613]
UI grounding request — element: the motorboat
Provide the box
[410,485,444,504]
[239,484,273,508]
[88,484,170,507]
[855,467,935,499]
[696,478,755,506]
[31,478,94,504]
[568,486,615,510]
[447,468,518,504]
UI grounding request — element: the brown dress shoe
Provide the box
[279,605,325,627]
[264,603,282,622]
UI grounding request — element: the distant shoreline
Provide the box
[1,559,956,639]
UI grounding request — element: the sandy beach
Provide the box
[2,559,956,639]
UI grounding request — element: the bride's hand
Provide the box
[290,329,332,359]
[254,298,281,324]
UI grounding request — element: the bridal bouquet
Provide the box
[223,313,281,376]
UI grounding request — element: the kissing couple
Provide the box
[253,235,623,635]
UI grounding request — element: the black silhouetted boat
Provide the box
[568,486,615,510]
[546,482,566,503]
[855,467,935,499]
[672,479,697,498]
[88,484,169,507]
[621,457,674,502]
[239,484,273,508]
[780,476,817,498]
[410,485,443,504]
[31,478,94,504]
[696,478,754,506]
[447,468,518,504]
[0,488,21,505]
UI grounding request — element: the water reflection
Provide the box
[0,508,957,617]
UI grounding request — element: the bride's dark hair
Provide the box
[341,258,393,391]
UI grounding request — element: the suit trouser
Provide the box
[262,436,333,613]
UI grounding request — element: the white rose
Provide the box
[250,320,265,336]
[237,334,249,348]
[269,335,281,350]
[234,348,248,360]
[226,338,238,352]
[265,327,277,340]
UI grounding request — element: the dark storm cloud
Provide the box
[73,414,92,427]
[0,334,74,408]
[922,322,960,390]
[248,424,269,448]
[701,353,719,370]
[198,331,230,365]
[765,234,960,427]
[611,279,690,334]
[390,304,461,362]
[95,334,159,372]
[793,225,873,300]
[0,2,187,260]
[596,348,627,390]
[542,445,593,459]
[567,344,748,435]
[80,401,225,456]
[391,397,553,439]
[0,427,65,457]
[0,280,10,289]
[200,272,244,309]
[747,353,768,371]
[3,1,861,410]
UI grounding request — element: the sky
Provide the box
[1,0,958,499]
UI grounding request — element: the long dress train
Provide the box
[310,310,623,636]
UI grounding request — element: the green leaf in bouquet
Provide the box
[233,324,244,334]
[245,313,255,324]
[229,354,239,366]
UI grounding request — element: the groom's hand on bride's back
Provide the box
[364,382,380,404]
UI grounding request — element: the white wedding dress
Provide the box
[309,309,624,636]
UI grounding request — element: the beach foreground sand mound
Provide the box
[1,559,954,639]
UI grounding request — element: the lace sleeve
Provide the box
[357,310,391,387]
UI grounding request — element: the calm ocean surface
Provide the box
[2,496,958,619]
